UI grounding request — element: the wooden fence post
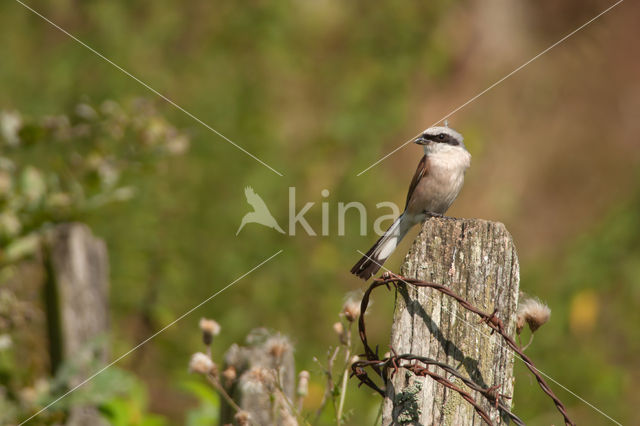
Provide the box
[382,218,520,425]
[44,223,110,426]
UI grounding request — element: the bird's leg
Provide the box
[423,211,456,220]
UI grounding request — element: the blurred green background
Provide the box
[1,0,639,424]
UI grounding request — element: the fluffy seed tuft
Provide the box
[342,298,361,322]
[241,366,275,394]
[265,334,292,364]
[297,370,310,397]
[333,322,346,344]
[517,297,551,334]
[189,352,216,375]
[222,365,237,387]
[234,410,251,426]
[199,318,221,345]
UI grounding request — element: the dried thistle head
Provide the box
[189,352,216,375]
[341,296,361,323]
[333,321,346,344]
[234,410,251,426]
[199,318,221,346]
[516,297,551,334]
[222,365,237,387]
[241,366,276,394]
[265,334,292,364]
[333,321,344,336]
[297,370,310,397]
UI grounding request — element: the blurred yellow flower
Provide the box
[304,381,325,411]
[569,290,599,334]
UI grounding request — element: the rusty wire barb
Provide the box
[351,272,575,426]
[352,352,523,426]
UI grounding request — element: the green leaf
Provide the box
[20,166,46,205]
[181,380,220,426]
[3,233,39,262]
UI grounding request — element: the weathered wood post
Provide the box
[382,218,519,425]
[44,223,110,426]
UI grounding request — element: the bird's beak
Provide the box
[414,136,429,145]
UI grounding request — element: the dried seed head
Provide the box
[333,321,344,336]
[333,321,346,344]
[342,298,361,322]
[234,410,251,426]
[199,318,221,336]
[222,365,237,387]
[516,298,551,334]
[241,366,275,394]
[189,352,216,375]
[297,370,310,397]
[199,318,221,345]
[265,334,292,364]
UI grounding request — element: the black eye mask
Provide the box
[425,133,459,146]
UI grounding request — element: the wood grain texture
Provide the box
[382,218,519,425]
[45,223,110,426]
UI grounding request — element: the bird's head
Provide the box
[414,126,465,153]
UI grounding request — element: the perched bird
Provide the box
[236,186,285,235]
[351,126,471,280]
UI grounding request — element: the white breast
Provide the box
[406,145,471,217]
[427,145,471,182]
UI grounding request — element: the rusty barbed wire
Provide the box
[351,349,525,425]
[352,279,516,425]
[351,271,575,426]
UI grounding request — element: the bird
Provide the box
[236,186,285,235]
[351,126,471,280]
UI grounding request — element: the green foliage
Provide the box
[514,184,640,424]
[181,380,220,426]
[0,337,168,425]
[0,100,189,265]
[0,100,189,424]
[99,378,168,426]
[0,0,636,424]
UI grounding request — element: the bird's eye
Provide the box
[438,133,446,140]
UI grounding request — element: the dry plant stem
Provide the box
[336,367,349,426]
[314,346,340,423]
[206,373,243,414]
[274,368,312,426]
[521,334,535,351]
[296,394,304,413]
[336,322,352,426]
[271,392,279,425]
[281,392,312,426]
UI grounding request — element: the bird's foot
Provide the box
[423,211,455,220]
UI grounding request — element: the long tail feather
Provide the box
[351,215,407,280]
